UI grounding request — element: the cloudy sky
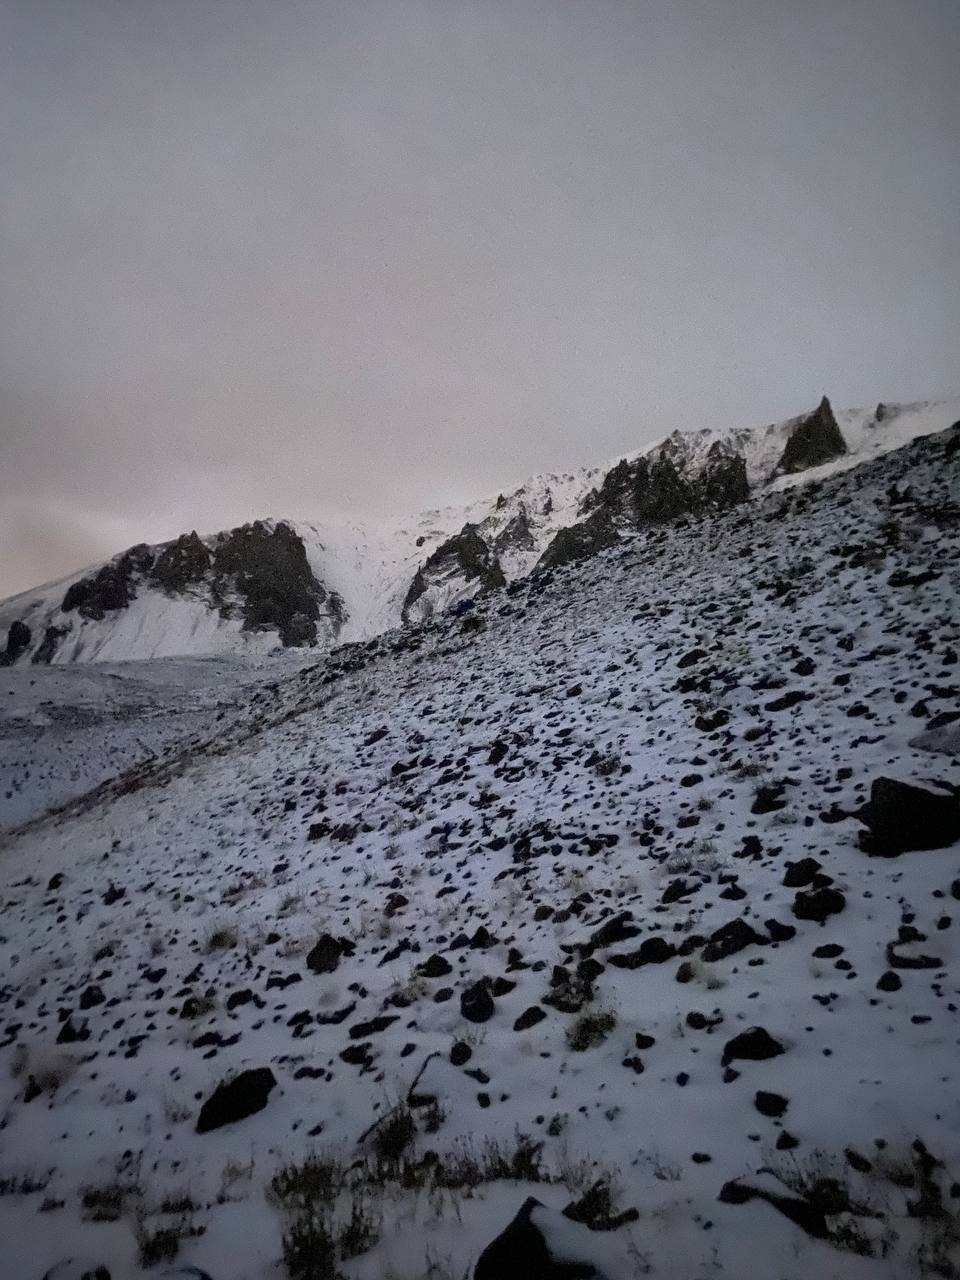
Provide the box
[1,0,958,598]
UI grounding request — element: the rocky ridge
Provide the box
[1,394,955,665]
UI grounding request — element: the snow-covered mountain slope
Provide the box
[1,422,958,1279]
[2,394,957,665]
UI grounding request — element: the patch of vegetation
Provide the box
[373,1105,416,1164]
[566,1009,617,1051]
[205,925,238,952]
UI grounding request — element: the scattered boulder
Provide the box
[855,777,960,856]
[461,980,496,1024]
[195,1067,276,1133]
[722,1027,785,1067]
[306,934,354,974]
[474,1197,609,1280]
[701,918,766,962]
[754,1090,789,1118]
[792,887,845,923]
[514,1006,547,1032]
[607,936,677,969]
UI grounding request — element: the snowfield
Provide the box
[0,422,959,1279]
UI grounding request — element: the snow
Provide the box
[4,395,957,666]
[0,419,957,1280]
[0,418,957,1280]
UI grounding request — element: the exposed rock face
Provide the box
[150,530,213,594]
[493,506,537,556]
[775,396,847,475]
[195,1066,276,1132]
[0,619,31,666]
[32,625,69,665]
[856,776,960,856]
[62,545,155,620]
[211,520,342,647]
[536,511,619,573]
[403,524,507,622]
[538,439,750,572]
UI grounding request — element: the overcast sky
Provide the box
[1,0,958,598]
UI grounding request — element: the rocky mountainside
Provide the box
[0,418,958,1279]
[2,395,957,666]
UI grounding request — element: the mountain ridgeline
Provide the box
[0,393,953,666]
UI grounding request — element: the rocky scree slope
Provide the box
[2,395,956,666]
[0,424,959,1278]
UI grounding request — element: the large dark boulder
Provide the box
[722,1026,785,1066]
[856,777,960,856]
[460,979,496,1024]
[792,887,846,922]
[774,396,847,476]
[701,918,767,962]
[195,1067,276,1132]
[305,933,354,974]
[0,619,31,666]
[474,1198,605,1280]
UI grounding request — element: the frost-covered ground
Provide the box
[0,426,958,1279]
[0,655,316,833]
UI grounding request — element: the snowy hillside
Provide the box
[0,421,958,1279]
[2,394,957,666]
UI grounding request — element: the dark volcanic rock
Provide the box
[722,1026,785,1066]
[792,887,846,922]
[211,520,341,647]
[718,1179,829,1239]
[536,510,620,573]
[775,397,847,476]
[701,918,766,962]
[403,524,506,622]
[150,530,213,593]
[306,933,354,974]
[514,1005,547,1032]
[0,619,31,666]
[32,625,69,665]
[461,979,496,1024]
[62,545,154,620]
[195,1067,276,1132]
[856,777,960,856]
[755,1090,789,1118]
[608,936,677,969]
[474,1197,601,1280]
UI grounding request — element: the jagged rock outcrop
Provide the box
[209,520,342,647]
[493,506,537,556]
[0,619,31,666]
[150,531,213,594]
[775,396,846,475]
[62,545,155,620]
[32,625,69,665]
[2,394,955,665]
[538,440,750,571]
[403,524,506,623]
